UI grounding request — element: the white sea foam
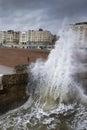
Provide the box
[29,29,87,110]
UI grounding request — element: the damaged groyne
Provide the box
[0,72,29,115]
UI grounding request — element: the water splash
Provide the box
[29,29,87,110]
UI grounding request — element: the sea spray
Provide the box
[29,29,87,110]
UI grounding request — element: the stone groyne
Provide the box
[0,69,87,115]
[2,73,28,87]
[0,73,29,115]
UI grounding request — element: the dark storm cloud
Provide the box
[50,0,87,19]
[0,0,87,34]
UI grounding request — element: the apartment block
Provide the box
[64,22,87,48]
[13,31,19,44]
[0,29,55,49]
[27,29,53,45]
[72,23,87,48]
[6,30,19,44]
[0,31,7,44]
[19,31,28,44]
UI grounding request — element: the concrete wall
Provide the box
[2,73,28,87]
[0,73,29,115]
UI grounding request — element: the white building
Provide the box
[64,22,87,48]
[27,29,53,45]
[0,31,7,44]
[19,31,28,44]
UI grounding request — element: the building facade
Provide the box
[19,31,28,44]
[72,22,87,48]
[0,29,55,49]
[0,31,7,44]
[27,29,53,45]
[13,32,19,44]
[64,22,87,48]
[6,30,19,45]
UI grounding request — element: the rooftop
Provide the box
[75,22,87,25]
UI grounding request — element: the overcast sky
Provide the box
[0,0,87,34]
